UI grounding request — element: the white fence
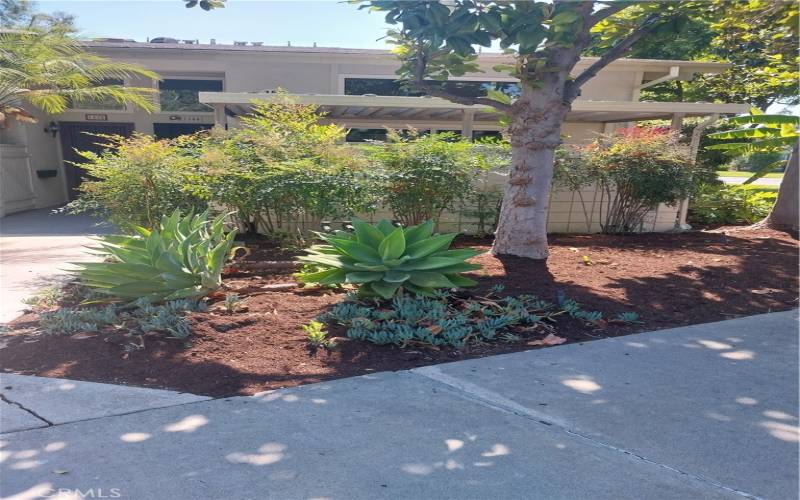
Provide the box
[255,169,680,236]
[0,144,36,217]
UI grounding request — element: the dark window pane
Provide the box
[344,78,419,96]
[153,122,213,139]
[346,128,388,142]
[344,78,519,99]
[159,79,222,112]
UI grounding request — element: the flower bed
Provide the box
[1,228,796,397]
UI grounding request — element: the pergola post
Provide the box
[212,104,228,130]
[461,109,475,141]
[670,112,685,133]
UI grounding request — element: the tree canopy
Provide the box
[591,0,799,109]
[0,0,76,31]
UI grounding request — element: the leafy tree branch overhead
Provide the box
[183,0,225,10]
[591,0,799,108]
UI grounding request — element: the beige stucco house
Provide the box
[0,39,747,230]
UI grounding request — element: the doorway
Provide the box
[58,121,135,199]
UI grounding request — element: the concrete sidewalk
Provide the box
[1,311,797,499]
[0,208,114,323]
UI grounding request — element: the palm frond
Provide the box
[0,29,160,119]
[708,127,784,140]
[727,114,799,126]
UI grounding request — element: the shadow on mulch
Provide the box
[1,228,797,397]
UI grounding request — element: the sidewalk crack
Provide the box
[1,392,53,426]
[411,367,763,500]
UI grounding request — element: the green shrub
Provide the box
[73,210,238,302]
[559,127,697,234]
[296,218,481,299]
[67,134,207,228]
[195,97,375,235]
[365,132,487,226]
[688,183,777,225]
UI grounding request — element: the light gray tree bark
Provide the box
[760,143,798,230]
[492,81,571,258]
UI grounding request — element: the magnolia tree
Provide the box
[348,1,715,259]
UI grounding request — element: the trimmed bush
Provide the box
[67,134,206,228]
[195,98,375,235]
[557,127,697,234]
[688,184,777,225]
[364,132,487,226]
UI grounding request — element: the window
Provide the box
[345,129,433,142]
[159,79,223,112]
[344,78,520,99]
[69,78,126,110]
[345,128,388,142]
[153,123,213,139]
[344,78,419,97]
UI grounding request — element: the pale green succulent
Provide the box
[296,219,481,298]
[72,210,238,302]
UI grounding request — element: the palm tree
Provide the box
[0,28,159,126]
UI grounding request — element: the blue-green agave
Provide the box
[72,210,238,302]
[296,219,481,298]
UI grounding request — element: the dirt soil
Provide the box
[2,228,797,397]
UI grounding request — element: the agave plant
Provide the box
[296,219,481,298]
[72,210,238,302]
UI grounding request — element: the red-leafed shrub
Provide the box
[556,127,697,234]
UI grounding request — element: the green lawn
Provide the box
[748,185,780,192]
[716,170,784,178]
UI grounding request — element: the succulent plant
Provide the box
[72,210,238,302]
[296,219,481,298]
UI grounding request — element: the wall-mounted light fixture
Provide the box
[44,121,60,138]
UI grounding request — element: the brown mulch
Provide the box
[1,228,797,397]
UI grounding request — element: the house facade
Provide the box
[0,39,748,227]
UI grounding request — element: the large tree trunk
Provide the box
[759,143,798,230]
[491,85,570,259]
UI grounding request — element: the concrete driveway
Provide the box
[0,208,114,324]
[2,310,797,499]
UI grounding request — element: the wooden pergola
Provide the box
[200,92,748,138]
